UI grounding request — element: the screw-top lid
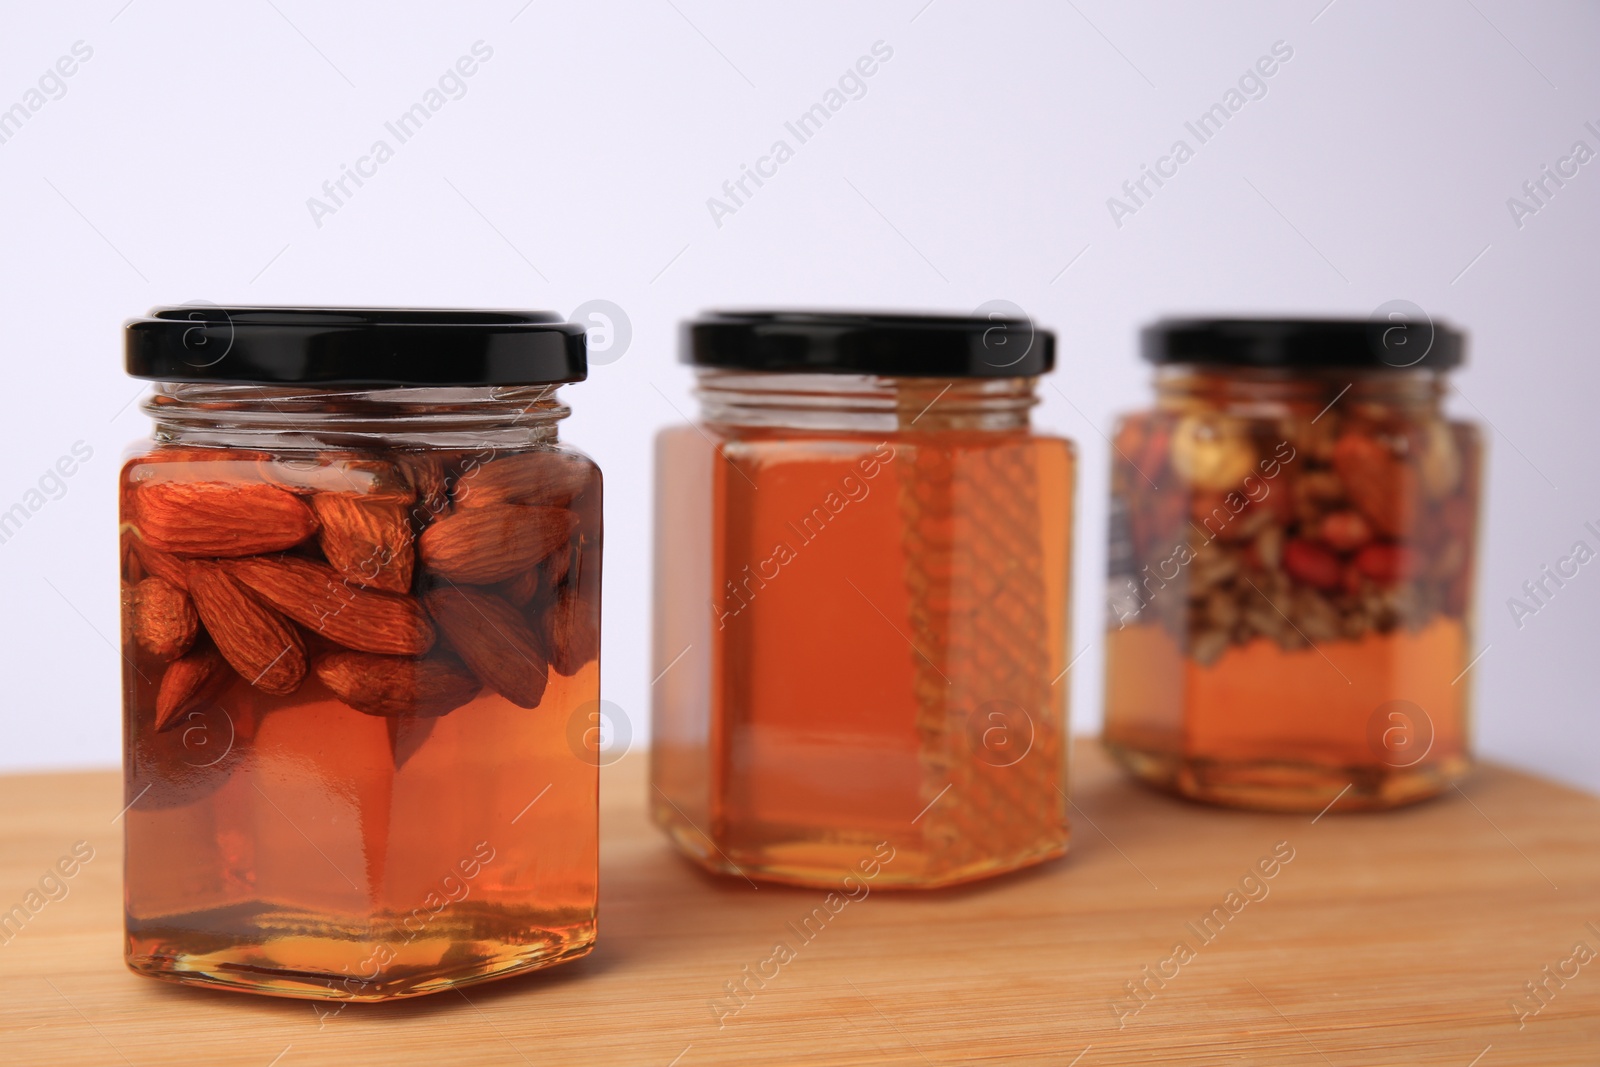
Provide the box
[1142,317,1464,371]
[684,310,1055,378]
[125,307,588,385]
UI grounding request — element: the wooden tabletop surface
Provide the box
[1,742,1596,1066]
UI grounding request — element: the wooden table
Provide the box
[1,742,1596,1066]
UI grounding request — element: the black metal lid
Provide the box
[684,310,1055,378]
[1143,317,1464,371]
[125,307,588,385]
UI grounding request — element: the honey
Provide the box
[120,308,601,999]
[653,312,1074,887]
[1103,318,1480,811]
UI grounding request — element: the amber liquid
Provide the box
[121,451,598,1000]
[653,421,1074,888]
[1102,401,1479,812]
[1104,623,1470,809]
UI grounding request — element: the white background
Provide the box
[1,1,1595,793]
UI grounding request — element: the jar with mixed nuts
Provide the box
[653,311,1074,888]
[1103,318,1480,811]
[120,308,601,999]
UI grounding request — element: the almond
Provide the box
[120,530,140,582]
[311,494,416,594]
[130,576,199,661]
[1332,431,1418,538]
[259,454,413,500]
[424,587,549,709]
[455,451,593,509]
[313,650,481,717]
[505,542,573,607]
[397,452,454,519]
[136,481,319,557]
[544,584,599,677]
[418,505,577,584]
[504,566,541,607]
[128,448,272,488]
[544,540,575,590]
[155,642,233,731]
[224,555,434,656]
[388,715,437,770]
[128,537,192,591]
[188,562,307,695]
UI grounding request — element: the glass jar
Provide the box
[119,308,601,1000]
[652,311,1074,888]
[1103,318,1480,811]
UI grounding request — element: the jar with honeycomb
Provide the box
[653,311,1074,887]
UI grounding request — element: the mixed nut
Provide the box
[120,445,601,751]
[1110,405,1477,665]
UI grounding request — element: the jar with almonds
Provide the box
[653,311,1074,887]
[1103,318,1480,811]
[119,308,601,999]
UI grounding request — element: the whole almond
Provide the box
[505,543,574,606]
[136,481,319,557]
[504,567,541,607]
[397,452,454,520]
[419,505,577,584]
[259,455,413,500]
[131,576,199,661]
[544,584,599,677]
[188,562,308,695]
[1332,431,1418,538]
[388,715,437,770]
[424,586,549,709]
[544,540,575,590]
[456,451,593,509]
[224,555,434,656]
[129,538,192,591]
[311,494,416,594]
[155,642,233,731]
[314,650,481,718]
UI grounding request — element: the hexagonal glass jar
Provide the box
[1103,318,1481,811]
[119,308,601,999]
[652,311,1074,888]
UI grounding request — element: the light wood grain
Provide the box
[1,742,1596,1066]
